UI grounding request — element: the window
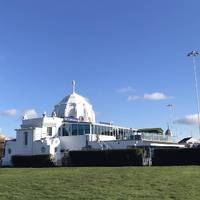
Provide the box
[105,127,109,135]
[102,126,106,135]
[62,127,69,136]
[77,124,90,135]
[78,124,84,135]
[84,124,90,134]
[8,148,11,154]
[109,127,112,135]
[99,126,102,134]
[135,135,142,140]
[72,124,77,135]
[47,127,52,136]
[41,147,46,153]
[95,125,99,135]
[24,132,28,145]
[55,147,57,153]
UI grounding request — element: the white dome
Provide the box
[53,82,95,123]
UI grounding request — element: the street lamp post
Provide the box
[188,50,200,137]
[166,104,174,129]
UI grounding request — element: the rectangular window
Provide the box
[95,125,99,135]
[24,132,28,145]
[84,124,90,134]
[72,124,77,135]
[78,124,84,135]
[62,127,69,136]
[78,124,90,135]
[102,126,106,135]
[47,127,52,136]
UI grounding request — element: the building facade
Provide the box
[2,81,180,166]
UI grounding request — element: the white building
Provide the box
[2,81,182,166]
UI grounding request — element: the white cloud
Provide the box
[1,109,17,117]
[128,92,172,101]
[143,92,172,100]
[23,109,38,119]
[128,95,140,101]
[117,86,134,93]
[174,114,199,125]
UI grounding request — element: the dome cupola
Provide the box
[53,81,95,122]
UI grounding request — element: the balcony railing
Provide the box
[141,132,173,142]
[125,132,173,143]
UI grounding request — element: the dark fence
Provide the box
[12,155,55,167]
[152,148,200,166]
[67,149,144,166]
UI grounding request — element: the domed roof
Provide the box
[53,81,95,122]
[165,128,172,136]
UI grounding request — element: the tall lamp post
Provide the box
[188,51,200,137]
[166,104,174,129]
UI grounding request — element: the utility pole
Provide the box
[188,51,200,138]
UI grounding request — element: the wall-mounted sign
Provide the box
[64,116,79,122]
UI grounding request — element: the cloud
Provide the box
[0,108,39,120]
[143,92,172,100]
[1,109,17,117]
[116,86,134,93]
[23,109,38,119]
[128,92,172,101]
[174,114,199,125]
[128,95,140,101]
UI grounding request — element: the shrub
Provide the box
[12,155,55,167]
[152,148,200,166]
[137,128,163,134]
[68,149,144,166]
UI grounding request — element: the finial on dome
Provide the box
[42,111,47,118]
[72,80,76,93]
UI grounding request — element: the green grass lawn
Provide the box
[0,166,200,200]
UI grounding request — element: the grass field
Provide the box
[0,166,200,200]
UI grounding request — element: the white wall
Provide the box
[59,135,86,151]
[2,116,63,166]
[89,134,116,142]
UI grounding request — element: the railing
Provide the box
[141,132,173,142]
[98,141,113,150]
[124,132,173,143]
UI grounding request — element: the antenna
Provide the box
[72,80,76,93]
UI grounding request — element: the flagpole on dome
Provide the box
[72,80,76,94]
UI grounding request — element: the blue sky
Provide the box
[0,0,200,140]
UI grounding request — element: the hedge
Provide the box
[152,148,200,166]
[137,128,163,134]
[12,155,55,167]
[67,149,144,166]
